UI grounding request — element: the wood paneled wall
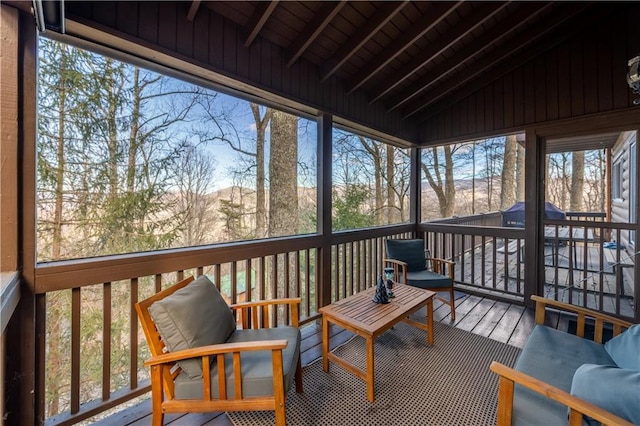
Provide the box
[420,5,640,144]
[64,1,418,144]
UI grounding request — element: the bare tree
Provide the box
[421,146,456,218]
[173,142,217,246]
[268,111,298,237]
[516,142,525,201]
[386,144,399,223]
[547,153,571,210]
[250,104,272,238]
[500,135,517,209]
[357,136,384,224]
[570,151,585,212]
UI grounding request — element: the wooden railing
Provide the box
[429,211,503,227]
[418,222,526,298]
[39,226,414,425]
[565,211,607,222]
[35,216,637,424]
[419,218,637,319]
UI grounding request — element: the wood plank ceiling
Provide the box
[195,1,602,124]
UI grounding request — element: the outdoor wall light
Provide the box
[32,0,65,34]
[628,55,640,105]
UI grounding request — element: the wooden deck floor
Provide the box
[92,294,539,426]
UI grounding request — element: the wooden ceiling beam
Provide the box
[186,0,200,21]
[321,1,408,83]
[418,5,619,122]
[244,1,279,47]
[402,2,592,119]
[346,1,463,95]
[368,2,508,104]
[386,2,553,112]
[286,1,346,67]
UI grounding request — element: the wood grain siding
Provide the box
[65,2,417,144]
[420,5,640,144]
[611,132,634,229]
[1,5,19,272]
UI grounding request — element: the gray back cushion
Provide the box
[604,323,640,370]
[148,275,236,379]
[386,239,426,272]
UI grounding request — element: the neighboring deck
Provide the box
[457,240,636,318]
[93,294,538,426]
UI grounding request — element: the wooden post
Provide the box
[409,147,420,237]
[524,130,545,308]
[317,114,333,308]
[0,3,19,273]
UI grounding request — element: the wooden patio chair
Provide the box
[384,238,456,320]
[135,275,303,426]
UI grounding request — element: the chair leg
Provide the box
[295,354,303,393]
[150,365,165,426]
[449,288,456,321]
[274,403,286,426]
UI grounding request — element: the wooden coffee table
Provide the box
[320,284,435,402]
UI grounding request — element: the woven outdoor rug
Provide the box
[228,321,521,426]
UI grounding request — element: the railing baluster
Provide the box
[259,256,266,302]
[491,236,497,290]
[231,261,238,305]
[284,253,290,325]
[597,230,604,311]
[130,278,138,390]
[481,236,486,287]
[271,255,277,325]
[348,242,354,296]
[516,239,522,294]
[102,282,111,401]
[71,287,81,413]
[305,249,311,316]
[334,246,339,300]
[155,274,162,292]
[341,243,347,297]
[212,264,220,291]
[246,259,253,303]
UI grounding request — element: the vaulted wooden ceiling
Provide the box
[193,1,603,123]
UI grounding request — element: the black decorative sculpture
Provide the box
[372,275,390,304]
[384,267,395,298]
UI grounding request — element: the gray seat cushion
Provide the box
[174,326,301,399]
[148,275,236,379]
[406,269,452,289]
[512,325,616,426]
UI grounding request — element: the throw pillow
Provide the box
[148,275,236,379]
[570,363,640,425]
[604,323,640,370]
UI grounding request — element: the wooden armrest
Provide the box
[490,362,634,426]
[428,257,454,266]
[383,259,408,284]
[144,339,288,366]
[429,258,455,278]
[531,295,633,337]
[383,258,407,267]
